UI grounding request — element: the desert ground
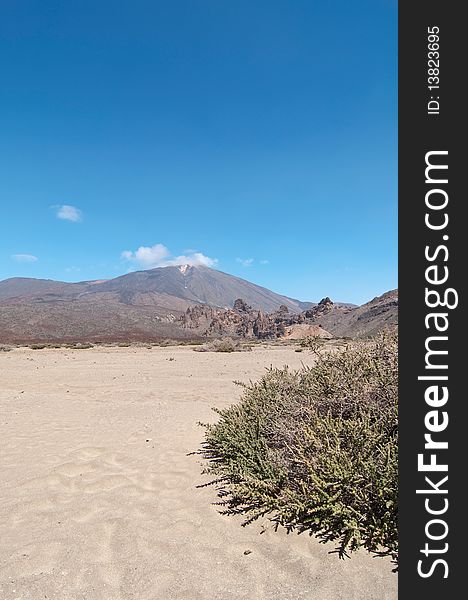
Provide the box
[0,345,397,600]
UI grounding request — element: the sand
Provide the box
[0,345,397,599]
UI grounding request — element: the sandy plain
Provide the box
[0,345,397,599]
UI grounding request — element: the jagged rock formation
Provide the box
[180,298,333,340]
[180,291,398,341]
[233,298,251,312]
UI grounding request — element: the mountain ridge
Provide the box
[0,266,395,343]
[0,265,331,311]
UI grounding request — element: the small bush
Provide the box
[65,343,94,349]
[199,333,398,565]
[195,337,251,353]
[30,344,47,350]
[300,335,324,350]
[154,339,204,347]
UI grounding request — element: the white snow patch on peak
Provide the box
[179,264,190,275]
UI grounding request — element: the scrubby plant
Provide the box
[198,333,398,566]
[157,338,202,347]
[156,339,174,347]
[299,335,325,351]
[194,337,251,353]
[65,342,94,349]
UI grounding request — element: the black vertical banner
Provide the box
[399,2,465,598]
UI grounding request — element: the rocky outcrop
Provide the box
[233,298,251,313]
[252,310,285,339]
[304,297,334,319]
[179,298,333,340]
[179,290,398,341]
[180,304,218,331]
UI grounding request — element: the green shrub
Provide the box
[199,333,398,565]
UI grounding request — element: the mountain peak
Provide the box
[178,264,191,275]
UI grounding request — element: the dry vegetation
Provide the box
[194,338,252,353]
[199,333,398,566]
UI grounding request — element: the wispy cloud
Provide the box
[121,243,217,269]
[236,258,254,267]
[260,259,270,265]
[11,254,38,263]
[55,204,83,222]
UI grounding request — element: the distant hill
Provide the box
[0,266,396,343]
[0,277,87,301]
[315,290,398,338]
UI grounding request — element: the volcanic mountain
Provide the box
[0,265,396,343]
[0,265,308,310]
[0,265,307,342]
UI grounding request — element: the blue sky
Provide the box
[0,0,397,305]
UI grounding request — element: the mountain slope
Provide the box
[0,298,195,343]
[315,290,398,337]
[0,266,305,312]
[88,265,304,312]
[0,277,87,300]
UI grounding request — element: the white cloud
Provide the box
[236,258,254,267]
[55,204,83,222]
[168,252,217,267]
[121,243,169,267]
[260,259,270,265]
[12,254,38,263]
[121,243,217,269]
